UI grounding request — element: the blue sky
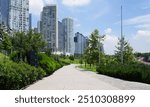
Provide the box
[29,0,150,54]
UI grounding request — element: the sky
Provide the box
[29,0,150,55]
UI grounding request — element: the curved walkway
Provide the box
[26,64,150,90]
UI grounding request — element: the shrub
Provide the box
[9,51,19,62]
[0,61,46,90]
[38,53,62,75]
[69,55,74,61]
[96,64,150,84]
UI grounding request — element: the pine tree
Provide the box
[84,29,104,66]
[115,37,135,64]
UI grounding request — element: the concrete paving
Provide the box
[25,64,150,90]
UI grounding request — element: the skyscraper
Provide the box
[41,5,58,52]
[0,0,9,26]
[58,21,64,53]
[9,0,29,32]
[29,13,32,30]
[37,21,41,33]
[62,18,74,55]
[74,32,88,56]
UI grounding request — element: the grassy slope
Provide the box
[0,53,10,62]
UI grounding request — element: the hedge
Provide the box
[96,64,150,84]
[0,62,46,90]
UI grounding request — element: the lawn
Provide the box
[60,58,80,64]
[79,64,97,72]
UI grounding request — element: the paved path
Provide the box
[26,64,150,90]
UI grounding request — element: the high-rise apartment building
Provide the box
[37,21,42,33]
[58,21,64,53]
[0,0,9,26]
[62,18,74,55]
[41,5,58,52]
[29,13,32,30]
[9,0,29,32]
[74,32,88,56]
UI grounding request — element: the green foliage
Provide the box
[69,55,74,61]
[79,64,97,72]
[96,64,150,84]
[45,48,52,57]
[0,52,10,64]
[11,31,45,63]
[0,31,12,55]
[38,53,61,75]
[11,32,26,61]
[115,37,136,64]
[84,29,105,66]
[135,52,150,62]
[0,61,46,90]
[9,51,20,62]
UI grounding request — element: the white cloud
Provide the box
[124,14,150,25]
[104,28,112,34]
[134,30,150,41]
[62,0,91,7]
[103,28,118,55]
[130,30,150,53]
[43,0,57,5]
[124,14,150,52]
[29,0,57,16]
[29,0,44,16]
[135,24,150,30]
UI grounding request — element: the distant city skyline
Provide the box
[29,0,150,55]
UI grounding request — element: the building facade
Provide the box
[9,0,29,32]
[37,21,42,33]
[58,21,64,53]
[74,32,88,56]
[62,18,74,55]
[41,5,58,52]
[0,0,9,26]
[29,13,32,30]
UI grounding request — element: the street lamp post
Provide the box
[121,5,124,64]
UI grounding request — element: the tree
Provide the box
[84,29,105,66]
[26,31,45,53]
[115,37,135,64]
[0,26,12,55]
[11,32,27,62]
[11,31,45,64]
